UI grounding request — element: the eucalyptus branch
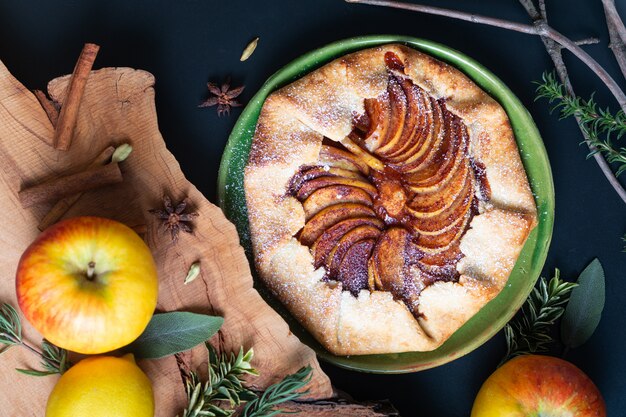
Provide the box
[346,0,626,204]
[536,72,626,175]
[501,270,577,365]
[0,302,70,376]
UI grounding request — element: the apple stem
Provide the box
[87,261,96,280]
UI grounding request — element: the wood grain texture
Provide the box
[0,60,331,416]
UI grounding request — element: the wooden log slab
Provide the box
[0,60,333,416]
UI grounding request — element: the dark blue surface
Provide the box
[1,1,624,415]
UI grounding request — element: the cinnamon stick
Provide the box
[33,89,60,128]
[19,162,122,209]
[53,43,100,151]
[37,146,115,230]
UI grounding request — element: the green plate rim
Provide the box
[217,35,554,373]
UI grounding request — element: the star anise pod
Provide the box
[198,77,245,117]
[149,196,199,242]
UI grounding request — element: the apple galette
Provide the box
[244,44,537,355]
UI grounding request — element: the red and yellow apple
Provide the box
[471,355,605,417]
[16,216,158,354]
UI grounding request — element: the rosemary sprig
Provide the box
[16,340,70,376]
[501,270,577,364]
[536,72,626,176]
[179,344,312,417]
[180,344,258,417]
[0,303,22,352]
[241,366,312,417]
[0,302,70,376]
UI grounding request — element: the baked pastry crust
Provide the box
[244,44,537,355]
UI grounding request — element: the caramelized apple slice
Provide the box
[384,81,423,157]
[369,227,410,295]
[406,116,467,190]
[419,242,463,267]
[362,98,390,152]
[404,114,457,185]
[340,136,385,172]
[386,85,429,162]
[406,165,473,219]
[401,101,451,176]
[374,177,408,219]
[326,225,382,277]
[407,124,468,194]
[299,203,376,246]
[289,165,363,195]
[407,195,469,236]
[367,255,379,291]
[319,145,370,175]
[376,76,407,156]
[391,97,444,172]
[408,159,470,212]
[296,176,377,200]
[338,239,375,296]
[416,210,472,252]
[312,216,384,268]
[288,166,333,194]
[414,259,459,281]
[408,188,474,254]
[303,185,373,220]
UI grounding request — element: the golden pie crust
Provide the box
[244,44,537,355]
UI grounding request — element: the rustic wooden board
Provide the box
[0,60,332,416]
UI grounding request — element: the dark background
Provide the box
[1,0,625,415]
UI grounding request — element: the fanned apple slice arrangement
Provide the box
[288,54,489,315]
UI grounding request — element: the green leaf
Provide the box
[561,259,605,349]
[129,312,224,359]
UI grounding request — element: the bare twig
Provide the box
[346,0,538,33]
[346,0,626,204]
[518,0,540,20]
[518,0,626,204]
[575,38,601,46]
[538,0,547,20]
[602,0,626,81]
[346,0,626,109]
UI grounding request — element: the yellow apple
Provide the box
[471,355,605,417]
[16,216,158,354]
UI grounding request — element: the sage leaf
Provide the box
[561,258,605,349]
[129,312,223,359]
